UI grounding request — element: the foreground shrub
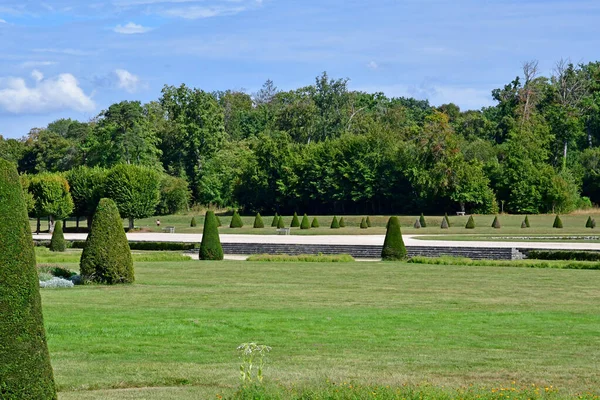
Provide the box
[331,216,340,229]
[190,216,197,227]
[382,216,407,260]
[230,211,244,228]
[253,213,264,228]
[360,217,368,229]
[311,217,320,228]
[290,212,300,227]
[420,213,427,228]
[247,254,355,262]
[300,214,310,229]
[465,215,475,229]
[491,216,501,229]
[200,211,223,260]
[0,159,57,399]
[271,213,279,227]
[553,215,563,228]
[49,220,66,252]
[339,217,346,227]
[80,198,134,284]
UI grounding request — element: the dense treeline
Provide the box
[3,60,600,215]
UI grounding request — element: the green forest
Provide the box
[3,60,600,217]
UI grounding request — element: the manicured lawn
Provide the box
[40,260,600,399]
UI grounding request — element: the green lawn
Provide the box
[40,259,600,399]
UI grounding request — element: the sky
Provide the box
[1,0,600,138]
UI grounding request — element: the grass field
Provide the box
[39,259,600,399]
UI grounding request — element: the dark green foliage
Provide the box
[586,216,593,228]
[444,213,451,227]
[0,159,57,399]
[230,210,243,228]
[360,217,368,229]
[381,216,407,261]
[271,213,279,227]
[521,221,527,229]
[491,216,501,229]
[65,166,106,225]
[441,217,449,229]
[72,241,196,251]
[330,216,340,229]
[465,215,475,229]
[80,198,134,284]
[291,212,300,227]
[253,213,264,228]
[277,216,285,228]
[300,214,310,229]
[524,215,530,228]
[366,216,372,227]
[553,215,563,228]
[199,211,223,260]
[190,216,197,227]
[419,213,427,228]
[339,217,346,227]
[528,250,600,262]
[414,219,421,229]
[156,174,190,215]
[49,220,66,252]
[311,217,320,228]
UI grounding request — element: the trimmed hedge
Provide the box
[360,217,368,229]
[311,217,320,228]
[339,217,346,227]
[440,217,449,229]
[271,213,279,227]
[49,220,66,252]
[382,216,407,260]
[444,213,451,227]
[253,213,264,229]
[524,215,530,228]
[277,216,285,228]
[230,211,243,228]
[71,241,197,251]
[419,213,427,228]
[300,214,310,229]
[553,215,563,229]
[465,215,475,229]
[291,212,300,228]
[199,211,223,260]
[366,216,372,227]
[190,216,197,227]
[528,250,600,262]
[331,216,340,229]
[491,216,501,229]
[80,198,134,284]
[0,159,57,399]
[586,216,593,228]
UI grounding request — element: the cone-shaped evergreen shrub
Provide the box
[414,219,421,229]
[339,217,346,227]
[366,216,372,227]
[521,221,527,229]
[271,213,279,227]
[291,212,300,227]
[465,215,475,229]
[199,211,223,260]
[524,215,530,228]
[311,217,320,228]
[300,214,310,229]
[253,213,264,228]
[586,216,593,228]
[216,215,222,227]
[331,216,340,229]
[0,159,57,399]
[230,211,243,228]
[444,213,451,227]
[491,216,501,229]
[360,217,368,229]
[190,216,197,227]
[553,215,563,228]
[419,213,427,228]
[49,220,66,252]
[277,216,285,228]
[80,198,134,284]
[441,217,449,229]
[382,216,407,261]
[592,219,597,229]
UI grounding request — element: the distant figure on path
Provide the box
[156,219,161,227]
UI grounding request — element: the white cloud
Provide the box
[114,69,141,93]
[113,22,152,34]
[367,61,378,70]
[0,19,6,23]
[33,48,93,56]
[160,5,246,19]
[20,61,57,68]
[0,72,95,114]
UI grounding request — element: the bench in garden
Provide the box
[456,212,466,216]
[276,228,291,235]
[162,226,175,234]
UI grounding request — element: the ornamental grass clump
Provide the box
[199,211,223,260]
[330,216,340,229]
[465,215,475,229]
[420,213,427,228]
[290,212,300,227]
[360,217,368,229]
[300,214,310,229]
[80,198,134,284]
[491,216,501,229]
[553,215,563,229]
[0,159,57,399]
[49,220,66,252]
[339,217,346,227]
[190,216,197,227]
[253,213,264,228]
[311,217,320,228]
[271,213,279,227]
[382,216,407,261]
[230,211,243,228]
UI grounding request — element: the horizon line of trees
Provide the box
[4,59,600,216]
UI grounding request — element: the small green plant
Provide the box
[230,211,244,228]
[237,342,272,384]
[253,213,264,228]
[491,216,501,229]
[524,215,530,228]
[290,212,300,227]
[419,213,427,228]
[300,214,310,229]
[465,215,475,229]
[277,216,285,229]
[311,217,320,228]
[339,217,346,227]
[190,216,197,227]
[49,220,66,252]
[271,213,279,227]
[586,216,593,228]
[330,216,340,229]
[366,216,372,227]
[440,217,449,229]
[444,213,451,227]
[360,217,368,229]
[553,215,563,229]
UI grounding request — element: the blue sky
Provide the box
[1,0,600,138]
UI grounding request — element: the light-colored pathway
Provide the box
[33,232,600,251]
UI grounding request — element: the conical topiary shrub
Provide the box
[311,217,320,228]
[291,212,300,228]
[216,215,222,227]
[441,217,449,229]
[586,216,593,228]
[339,217,346,227]
[420,213,427,228]
[190,216,197,227]
[271,213,279,227]
[521,221,527,229]
[331,216,340,229]
[277,216,285,228]
[360,217,368,229]
[0,159,57,399]
[553,215,563,229]
[465,215,475,229]
[199,211,223,260]
[366,216,372,227]
[230,211,243,228]
[382,216,407,261]
[414,219,421,229]
[491,216,501,229]
[444,213,451,227]
[253,212,264,228]
[49,220,66,252]
[524,215,530,228]
[300,214,310,229]
[80,198,134,284]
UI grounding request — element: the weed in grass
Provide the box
[237,343,271,385]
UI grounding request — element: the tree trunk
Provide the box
[128,217,134,231]
[36,217,41,234]
[63,219,67,230]
[460,202,466,213]
[563,140,568,171]
[76,217,80,229]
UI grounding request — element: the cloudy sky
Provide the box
[1,0,599,137]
